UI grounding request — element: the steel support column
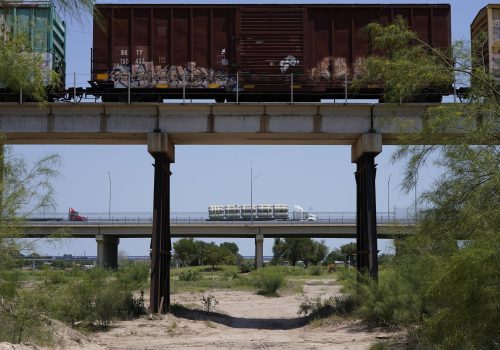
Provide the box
[352,133,381,279]
[150,153,171,314]
[355,153,378,278]
[148,133,175,314]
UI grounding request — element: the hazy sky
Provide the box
[13,0,491,257]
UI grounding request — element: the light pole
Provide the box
[108,171,111,221]
[387,174,391,221]
[250,161,253,225]
[414,174,418,216]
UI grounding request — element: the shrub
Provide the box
[0,289,52,345]
[116,263,149,288]
[250,267,285,296]
[178,269,202,281]
[238,259,255,273]
[297,294,355,319]
[309,264,324,276]
[46,268,146,329]
[342,269,421,327]
[201,294,219,313]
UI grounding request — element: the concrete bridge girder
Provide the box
[0,103,436,145]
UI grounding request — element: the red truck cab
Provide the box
[68,208,87,221]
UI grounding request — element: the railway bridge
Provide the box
[0,102,464,313]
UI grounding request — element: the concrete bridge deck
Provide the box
[21,220,414,239]
[0,102,436,145]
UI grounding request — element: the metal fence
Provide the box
[25,211,416,225]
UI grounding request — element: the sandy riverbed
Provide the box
[1,278,398,350]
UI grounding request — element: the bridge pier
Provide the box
[148,133,175,314]
[96,235,119,269]
[255,234,264,269]
[352,133,382,279]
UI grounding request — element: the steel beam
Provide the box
[355,153,378,278]
[353,133,381,279]
[148,132,174,314]
[150,153,171,314]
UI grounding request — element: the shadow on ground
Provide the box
[171,304,308,330]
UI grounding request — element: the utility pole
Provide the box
[250,161,253,225]
[387,174,391,221]
[108,171,111,221]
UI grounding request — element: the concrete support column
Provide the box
[255,234,264,269]
[96,235,119,269]
[148,133,174,314]
[352,133,382,279]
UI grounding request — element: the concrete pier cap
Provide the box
[147,132,175,161]
[351,133,382,163]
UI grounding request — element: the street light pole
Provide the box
[250,161,253,225]
[387,174,391,221]
[108,171,111,221]
[414,175,418,216]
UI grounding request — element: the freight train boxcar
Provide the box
[91,3,451,102]
[471,4,500,85]
[0,0,66,101]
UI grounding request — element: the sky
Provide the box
[13,0,492,258]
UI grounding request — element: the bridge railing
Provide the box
[24,211,416,225]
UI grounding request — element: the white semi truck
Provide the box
[207,204,317,221]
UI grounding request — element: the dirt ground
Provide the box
[91,279,397,350]
[1,279,398,350]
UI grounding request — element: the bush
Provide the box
[297,294,355,319]
[178,269,202,281]
[0,289,52,345]
[250,267,285,296]
[342,269,421,327]
[238,259,255,273]
[309,264,324,276]
[201,294,219,313]
[116,263,149,288]
[45,268,146,329]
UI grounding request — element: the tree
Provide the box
[345,18,500,349]
[0,0,95,102]
[324,248,343,264]
[173,238,197,267]
[203,243,226,270]
[305,240,328,266]
[220,242,239,255]
[0,147,60,344]
[340,243,357,261]
[355,16,452,103]
[271,238,328,267]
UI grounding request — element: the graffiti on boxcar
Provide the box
[308,57,367,81]
[280,55,300,73]
[110,61,234,90]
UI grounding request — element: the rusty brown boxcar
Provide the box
[91,3,451,102]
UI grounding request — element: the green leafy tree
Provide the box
[324,248,343,264]
[346,18,500,349]
[204,243,226,269]
[305,239,328,266]
[0,0,95,102]
[0,147,60,343]
[220,242,239,255]
[173,238,197,267]
[340,243,356,261]
[354,16,452,103]
[272,238,328,267]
